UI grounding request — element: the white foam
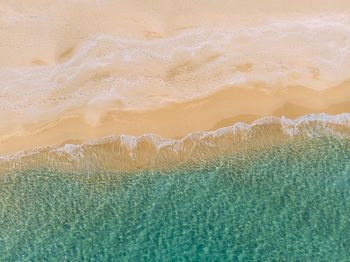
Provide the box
[0,113,348,166]
[1,15,350,129]
[119,135,138,150]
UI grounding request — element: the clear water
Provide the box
[1,136,350,261]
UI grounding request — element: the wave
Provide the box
[1,113,349,174]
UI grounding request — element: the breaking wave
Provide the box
[1,113,349,174]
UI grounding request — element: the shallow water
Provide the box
[1,135,350,261]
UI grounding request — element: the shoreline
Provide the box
[1,0,350,166]
[0,81,349,156]
[0,82,350,156]
[0,113,349,175]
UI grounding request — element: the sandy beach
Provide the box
[0,81,349,156]
[0,0,349,157]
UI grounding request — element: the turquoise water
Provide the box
[1,136,350,261]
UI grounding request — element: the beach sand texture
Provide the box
[0,0,349,160]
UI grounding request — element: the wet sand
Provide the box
[0,81,349,156]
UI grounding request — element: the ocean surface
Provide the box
[1,135,349,261]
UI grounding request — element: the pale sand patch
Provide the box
[0,81,349,156]
[1,0,350,67]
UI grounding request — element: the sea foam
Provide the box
[1,15,350,129]
[0,113,349,174]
